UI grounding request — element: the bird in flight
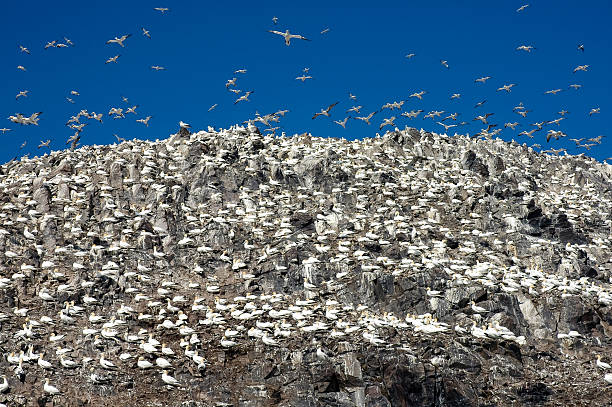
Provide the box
[437,122,457,132]
[347,106,362,114]
[17,65,26,71]
[474,100,487,108]
[577,44,585,52]
[544,89,562,95]
[517,4,529,12]
[354,111,377,125]
[334,117,350,128]
[19,45,30,54]
[151,66,166,71]
[321,28,330,34]
[348,93,357,100]
[8,112,43,125]
[105,55,120,64]
[312,102,339,119]
[268,30,310,46]
[234,91,254,104]
[106,34,131,47]
[272,16,279,25]
[405,53,416,59]
[450,93,461,100]
[475,76,492,83]
[44,41,57,49]
[573,65,589,73]
[16,90,29,100]
[38,140,50,148]
[136,116,152,126]
[410,91,426,100]
[504,122,519,130]
[589,108,600,116]
[379,116,396,130]
[296,75,312,82]
[154,7,169,13]
[208,104,218,112]
[226,77,237,88]
[497,84,515,92]
[235,68,247,74]
[440,60,449,69]
[474,113,494,124]
[568,84,582,90]
[516,45,535,52]
[142,28,151,38]
[0,128,11,134]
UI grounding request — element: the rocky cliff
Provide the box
[0,125,611,406]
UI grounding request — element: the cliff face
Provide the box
[0,126,611,407]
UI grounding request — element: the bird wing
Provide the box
[268,30,284,36]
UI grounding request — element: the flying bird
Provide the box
[405,53,416,59]
[497,84,515,92]
[44,41,57,49]
[516,45,534,52]
[17,65,26,71]
[151,66,166,71]
[474,113,494,124]
[136,116,152,126]
[544,89,562,95]
[105,55,120,64]
[474,100,487,108]
[321,28,330,34]
[334,117,350,128]
[346,106,362,114]
[517,4,529,12]
[475,76,491,83]
[379,116,396,130]
[573,65,589,73]
[154,7,169,13]
[208,104,218,112]
[410,91,426,100]
[577,44,584,52]
[234,91,254,104]
[268,30,310,46]
[106,34,131,47]
[354,111,377,125]
[504,122,519,130]
[296,75,312,82]
[450,93,461,99]
[19,45,30,54]
[440,60,449,69]
[0,128,12,134]
[38,140,50,148]
[272,16,278,25]
[142,28,151,38]
[589,108,600,116]
[569,84,582,90]
[312,102,339,119]
[16,90,29,100]
[235,69,247,74]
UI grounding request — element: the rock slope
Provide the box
[0,125,611,406]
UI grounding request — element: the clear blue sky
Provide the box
[1,0,610,163]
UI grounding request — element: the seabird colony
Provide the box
[0,125,611,405]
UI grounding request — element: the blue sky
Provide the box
[1,0,610,163]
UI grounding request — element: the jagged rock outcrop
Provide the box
[0,125,611,406]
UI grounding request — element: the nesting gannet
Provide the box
[106,34,132,47]
[268,29,310,46]
[597,355,611,369]
[43,379,60,395]
[161,370,181,386]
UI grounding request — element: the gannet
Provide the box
[154,7,170,13]
[43,379,59,394]
[517,4,529,12]
[296,75,312,82]
[234,91,253,104]
[151,66,166,70]
[312,102,339,119]
[573,65,589,73]
[136,116,152,126]
[597,355,611,369]
[589,107,600,116]
[105,55,120,64]
[0,376,8,393]
[334,117,349,128]
[440,60,449,69]
[268,29,310,46]
[19,45,30,54]
[16,90,29,99]
[497,84,515,92]
[106,34,132,47]
[142,28,151,38]
[161,370,181,386]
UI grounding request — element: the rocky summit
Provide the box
[0,125,611,407]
